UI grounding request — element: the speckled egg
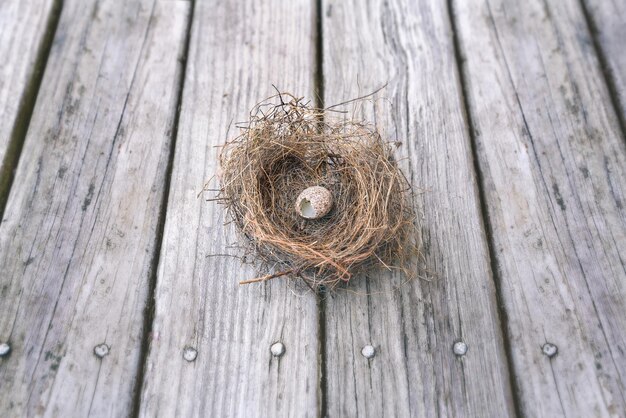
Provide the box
[295,186,333,219]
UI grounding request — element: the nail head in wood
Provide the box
[183,346,198,362]
[270,342,285,357]
[0,342,11,357]
[453,341,468,356]
[542,342,558,358]
[93,343,110,358]
[361,345,375,359]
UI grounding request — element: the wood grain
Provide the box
[581,0,626,125]
[0,0,58,216]
[0,0,189,416]
[321,0,515,416]
[138,1,320,416]
[453,0,626,415]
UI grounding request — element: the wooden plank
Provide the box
[138,1,320,416]
[581,0,626,126]
[0,0,59,215]
[0,1,189,416]
[453,0,626,416]
[321,0,515,416]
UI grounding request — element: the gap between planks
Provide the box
[0,0,62,224]
[130,1,196,417]
[314,1,328,416]
[577,0,626,140]
[446,0,524,415]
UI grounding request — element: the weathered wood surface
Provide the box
[321,0,515,416]
[0,0,58,215]
[1,0,626,415]
[582,0,626,125]
[453,0,626,416]
[0,0,189,416]
[138,1,320,416]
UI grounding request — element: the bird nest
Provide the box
[218,93,417,288]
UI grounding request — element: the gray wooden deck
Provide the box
[0,0,624,416]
